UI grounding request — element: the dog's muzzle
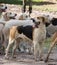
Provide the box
[32,21,40,28]
[31,18,40,28]
[34,22,40,28]
[0,6,7,12]
[5,6,7,9]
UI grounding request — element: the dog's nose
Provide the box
[31,18,35,22]
[36,21,40,25]
[38,22,40,24]
[15,14,17,16]
[5,6,7,9]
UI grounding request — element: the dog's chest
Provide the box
[33,28,46,42]
[17,26,33,40]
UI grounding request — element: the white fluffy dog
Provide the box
[0,4,7,44]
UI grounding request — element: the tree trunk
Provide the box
[22,0,32,15]
[22,0,26,13]
[29,0,32,15]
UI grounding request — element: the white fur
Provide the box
[0,12,17,48]
[4,20,34,28]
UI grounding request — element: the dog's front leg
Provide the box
[38,42,43,61]
[33,41,39,61]
[5,37,14,59]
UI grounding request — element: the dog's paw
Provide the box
[39,58,43,61]
[44,59,48,62]
[12,55,16,58]
[4,55,9,60]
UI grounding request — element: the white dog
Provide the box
[1,12,17,48]
[0,4,7,44]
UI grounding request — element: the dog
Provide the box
[51,17,57,25]
[5,14,52,61]
[0,12,34,54]
[45,17,57,62]
[0,4,7,32]
[0,4,7,46]
[45,32,57,62]
[1,12,17,48]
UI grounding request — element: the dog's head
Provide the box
[43,14,53,22]
[2,12,17,21]
[31,18,41,28]
[36,15,52,27]
[0,4,7,12]
[19,13,30,20]
[42,14,53,27]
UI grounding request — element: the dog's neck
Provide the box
[0,14,5,21]
[0,13,9,21]
[39,23,46,30]
[2,15,10,21]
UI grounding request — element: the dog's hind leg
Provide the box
[5,37,15,59]
[12,41,18,58]
[45,32,57,62]
[5,26,16,59]
[45,38,57,62]
[12,37,22,58]
[33,41,39,61]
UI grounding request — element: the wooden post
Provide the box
[22,0,26,13]
[22,0,32,16]
[29,0,32,14]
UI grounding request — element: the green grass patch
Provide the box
[0,0,22,5]
[33,5,57,11]
[32,0,42,2]
[0,0,42,5]
[44,38,51,48]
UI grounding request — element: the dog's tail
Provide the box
[0,21,6,25]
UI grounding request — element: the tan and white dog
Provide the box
[5,14,52,61]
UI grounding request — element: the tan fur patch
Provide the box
[37,16,45,23]
[51,32,57,42]
[9,26,17,40]
[19,15,23,20]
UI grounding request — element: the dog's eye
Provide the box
[0,5,3,8]
[37,17,40,19]
[47,15,49,17]
[1,5,3,7]
[10,12,12,14]
[26,15,28,18]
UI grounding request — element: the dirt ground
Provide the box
[0,2,57,65]
[0,50,57,65]
[4,2,57,18]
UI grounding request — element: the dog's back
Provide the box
[51,18,57,25]
[17,26,33,40]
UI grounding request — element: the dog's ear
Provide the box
[37,16,45,22]
[3,12,10,21]
[4,12,8,16]
[19,15,23,20]
[3,12,7,18]
[41,16,45,22]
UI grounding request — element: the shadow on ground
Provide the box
[32,1,56,5]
